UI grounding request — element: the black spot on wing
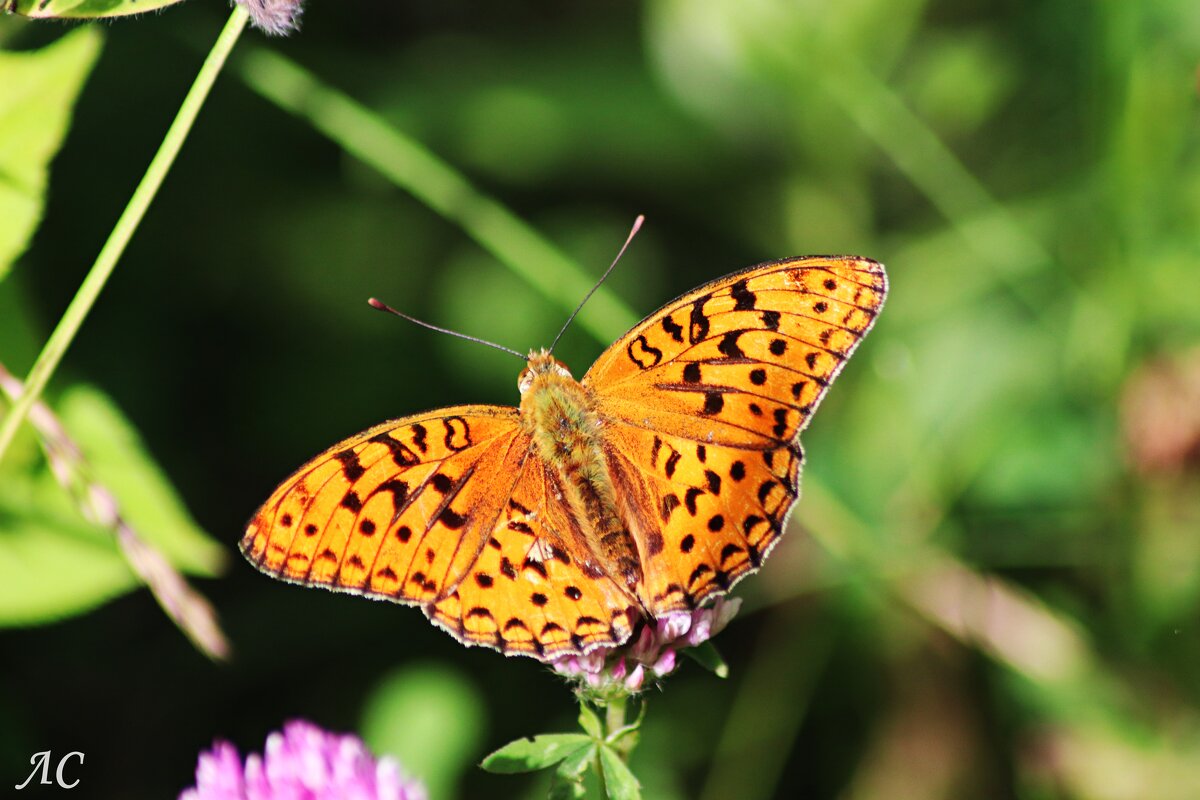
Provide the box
[333,449,365,480]
[628,334,664,369]
[442,416,472,451]
[662,315,684,342]
[524,558,549,579]
[378,479,409,506]
[370,433,420,467]
[410,423,428,453]
[772,408,789,438]
[689,293,712,344]
[665,449,681,478]
[660,494,681,523]
[731,278,756,310]
[438,506,467,530]
[718,331,746,359]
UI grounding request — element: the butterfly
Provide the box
[241,256,887,659]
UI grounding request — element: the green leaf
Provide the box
[557,742,596,780]
[683,641,730,678]
[481,734,592,774]
[0,27,102,281]
[0,476,140,624]
[549,774,589,800]
[578,702,603,739]
[548,744,595,800]
[0,383,221,626]
[4,0,187,19]
[361,664,485,800]
[56,385,223,574]
[599,745,641,800]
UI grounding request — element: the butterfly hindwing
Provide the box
[604,425,801,615]
[428,457,640,657]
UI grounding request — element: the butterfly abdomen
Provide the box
[520,353,642,591]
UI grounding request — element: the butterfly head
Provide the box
[519,349,574,395]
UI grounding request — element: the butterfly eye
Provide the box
[518,368,534,394]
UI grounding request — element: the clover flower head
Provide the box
[552,597,740,696]
[234,0,304,35]
[180,720,426,800]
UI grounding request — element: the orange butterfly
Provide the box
[241,256,887,659]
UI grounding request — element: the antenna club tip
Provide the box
[367,298,386,310]
[633,214,645,229]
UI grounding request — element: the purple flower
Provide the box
[552,597,741,695]
[234,0,303,35]
[180,720,427,800]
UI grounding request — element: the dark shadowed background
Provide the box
[2,1,1200,798]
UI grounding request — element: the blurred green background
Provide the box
[2,1,1200,797]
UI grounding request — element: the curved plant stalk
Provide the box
[0,8,249,466]
[0,362,229,659]
[234,47,640,346]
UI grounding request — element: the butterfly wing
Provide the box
[584,256,887,613]
[242,406,527,604]
[242,404,638,657]
[427,455,640,658]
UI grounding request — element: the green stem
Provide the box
[0,8,249,466]
[605,696,629,753]
[594,746,608,798]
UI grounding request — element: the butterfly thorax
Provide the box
[518,349,642,591]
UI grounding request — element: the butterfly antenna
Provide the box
[368,298,526,361]
[548,214,645,354]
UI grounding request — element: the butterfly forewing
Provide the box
[242,406,526,603]
[584,256,886,449]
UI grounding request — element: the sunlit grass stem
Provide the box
[234,47,640,345]
[0,8,250,465]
